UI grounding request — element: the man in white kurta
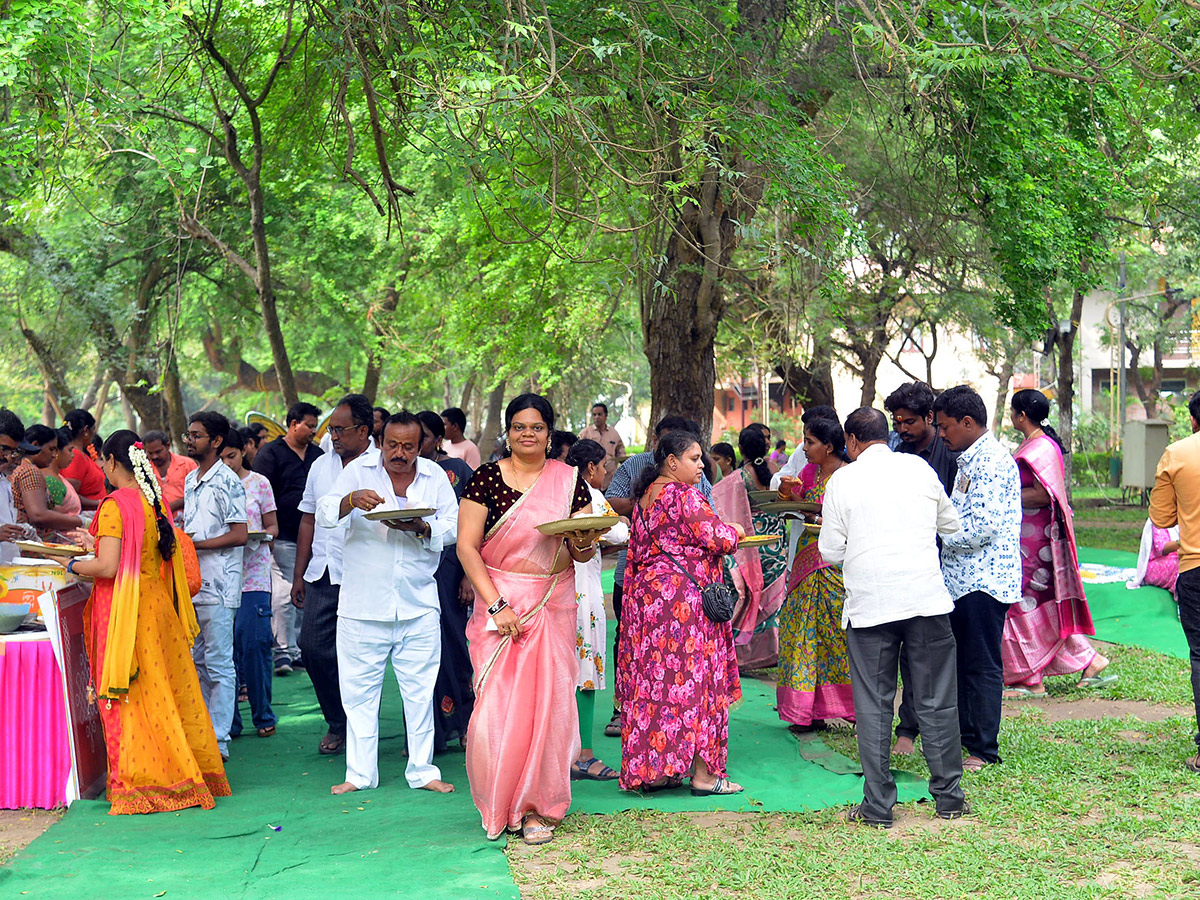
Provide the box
[316,413,459,794]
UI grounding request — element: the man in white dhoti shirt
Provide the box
[317,410,459,795]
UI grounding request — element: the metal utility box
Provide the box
[1122,419,1172,490]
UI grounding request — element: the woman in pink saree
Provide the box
[458,395,599,845]
[711,426,786,669]
[1002,390,1114,697]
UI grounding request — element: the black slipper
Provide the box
[570,757,618,781]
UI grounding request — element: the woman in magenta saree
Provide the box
[616,431,745,795]
[1002,391,1114,696]
[459,395,598,844]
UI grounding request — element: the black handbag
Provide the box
[636,506,737,623]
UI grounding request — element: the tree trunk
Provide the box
[18,320,74,414]
[93,380,112,428]
[643,160,766,441]
[459,371,477,430]
[247,180,297,407]
[480,379,507,457]
[855,330,888,408]
[1057,287,1085,496]
[773,344,836,410]
[991,356,1015,436]
[163,350,188,453]
[363,285,399,402]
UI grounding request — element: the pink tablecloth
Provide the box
[0,634,71,809]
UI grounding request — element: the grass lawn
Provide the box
[509,647,1199,898]
[1073,501,1146,554]
[1075,526,1141,554]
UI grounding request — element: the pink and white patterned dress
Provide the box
[239,471,277,593]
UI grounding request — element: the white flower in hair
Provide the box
[129,443,162,507]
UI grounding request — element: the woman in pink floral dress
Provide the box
[616,431,745,795]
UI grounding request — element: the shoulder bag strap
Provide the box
[634,502,708,593]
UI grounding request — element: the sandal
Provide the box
[521,818,554,846]
[318,731,345,755]
[1185,754,1200,774]
[1077,673,1118,689]
[604,711,622,738]
[639,775,684,794]
[257,725,276,738]
[690,776,743,797]
[570,757,618,781]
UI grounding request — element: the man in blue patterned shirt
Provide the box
[934,386,1022,772]
[184,411,249,761]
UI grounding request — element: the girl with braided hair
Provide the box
[71,429,230,814]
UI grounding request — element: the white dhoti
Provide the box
[336,610,442,789]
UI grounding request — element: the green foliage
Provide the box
[3,0,1200,438]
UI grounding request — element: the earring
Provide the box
[505,438,512,453]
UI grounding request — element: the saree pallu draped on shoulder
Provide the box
[84,489,228,815]
[1002,435,1096,685]
[465,460,581,839]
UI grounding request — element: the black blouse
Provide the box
[462,461,592,534]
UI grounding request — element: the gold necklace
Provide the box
[508,459,543,493]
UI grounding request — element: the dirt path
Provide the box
[0,809,61,864]
[1000,695,1190,722]
[1075,519,1143,530]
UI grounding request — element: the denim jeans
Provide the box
[1175,567,1200,752]
[232,590,276,734]
[192,603,237,753]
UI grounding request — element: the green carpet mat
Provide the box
[1077,547,1187,660]
[572,677,928,814]
[601,565,614,596]
[0,675,517,900]
[4,666,922,898]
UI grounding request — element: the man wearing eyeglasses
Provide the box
[183,411,248,762]
[290,394,373,757]
[252,402,323,675]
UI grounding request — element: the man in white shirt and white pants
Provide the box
[317,411,459,795]
[819,407,970,827]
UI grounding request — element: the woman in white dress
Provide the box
[565,438,629,781]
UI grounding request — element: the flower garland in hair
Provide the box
[128,443,163,508]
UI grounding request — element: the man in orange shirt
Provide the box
[1150,389,1200,774]
[578,402,626,486]
[143,429,198,521]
